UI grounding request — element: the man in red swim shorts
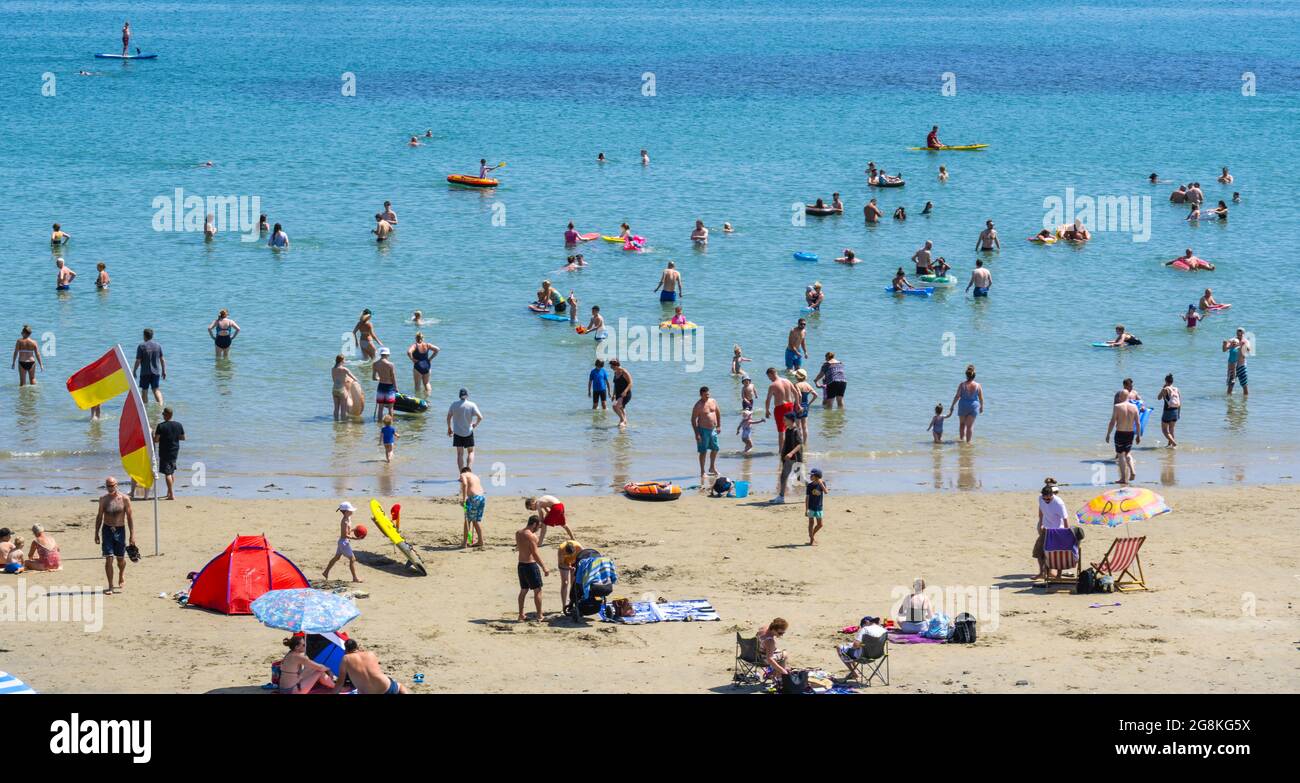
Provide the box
[525,494,575,545]
[764,367,800,435]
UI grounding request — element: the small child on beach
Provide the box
[806,469,828,545]
[927,404,952,443]
[323,501,362,583]
[736,409,765,453]
[731,345,751,375]
[380,415,398,462]
[5,535,26,573]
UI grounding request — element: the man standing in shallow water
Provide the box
[1106,390,1141,485]
[976,220,1001,252]
[691,386,722,476]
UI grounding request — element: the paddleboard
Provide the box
[578,233,600,241]
[369,499,427,576]
[908,144,988,151]
[601,235,624,243]
[793,252,818,262]
[94,53,158,60]
[538,313,571,322]
[885,287,934,296]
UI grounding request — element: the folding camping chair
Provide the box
[733,633,765,685]
[1092,536,1148,592]
[843,632,889,687]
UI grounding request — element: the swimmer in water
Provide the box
[640,149,649,165]
[267,223,289,249]
[1232,192,1241,203]
[1199,288,1228,310]
[1165,248,1214,270]
[1218,167,1233,184]
[1104,324,1142,347]
[207,309,241,359]
[835,248,859,265]
[911,241,934,275]
[373,214,393,242]
[891,268,916,292]
[1149,172,1160,184]
[50,223,71,245]
[723,222,733,233]
[1183,305,1201,329]
[408,136,421,147]
[1031,228,1055,242]
[691,220,709,243]
[938,165,948,182]
[921,201,933,215]
[893,206,907,221]
[95,262,110,289]
[411,310,426,325]
[805,282,824,311]
[198,161,214,168]
[731,345,751,375]
[864,199,882,224]
[258,214,269,233]
[670,306,687,326]
[353,309,382,361]
[932,257,952,279]
[567,291,580,324]
[55,257,76,291]
[584,305,606,342]
[831,193,844,213]
[976,220,1000,252]
[12,325,43,386]
[203,213,216,240]
[424,129,433,138]
[382,201,398,225]
[597,152,606,163]
[617,222,631,241]
[407,332,439,395]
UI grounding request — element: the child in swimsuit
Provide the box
[736,409,764,453]
[671,307,687,326]
[731,345,751,375]
[381,416,397,463]
[927,404,951,443]
[1184,305,1201,329]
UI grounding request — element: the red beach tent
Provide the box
[188,535,310,615]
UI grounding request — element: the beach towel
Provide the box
[601,599,720,624]
[1043,528,1078,558]
[887,630,945,645]
[0,671,36,694]
[575,555,617,600]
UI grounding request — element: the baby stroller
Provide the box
[568,548,617,622]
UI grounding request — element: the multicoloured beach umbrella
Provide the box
[251,588,359,634]
[1075,487,1171,527]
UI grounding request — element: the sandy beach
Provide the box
[3,485,1296,694]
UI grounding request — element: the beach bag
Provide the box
[1077,567,1097,594]
[920,612,952,640]
[950,613,977,644]
[781,670,810,694]
[709,477,733,497]
[612,597,636,617]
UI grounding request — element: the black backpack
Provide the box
[950,613,977,644]
[1077,567,1097,594]
[781,670,809,694]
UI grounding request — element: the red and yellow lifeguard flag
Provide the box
[118,385,155,489]
[65,346,131,409]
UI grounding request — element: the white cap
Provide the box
[337,502,356,512]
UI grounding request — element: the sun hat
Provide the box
[337,501,356,512]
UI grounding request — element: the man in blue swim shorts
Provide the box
[654,261,683,302]
[967,258,992,298]
[691,386,722,475]
[785,318,808,371]
[459,466,486,549]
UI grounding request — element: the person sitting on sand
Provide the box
[1033,483,1071,580]
[23,524,61,571]
[6,536,25,573]
[0,529,13,569]
[891,268,916,292]
[894,579,934,633]
[335,638,408,694]
[278,635,336,694]
[836,616,886,672]
[835,248,859,265]
[757,618,791,679]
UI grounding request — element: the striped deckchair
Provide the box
[1092,536,1148,592]
[1038,528,1079,590]
[0,671,36,694]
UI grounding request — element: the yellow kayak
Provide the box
[601,235,625,243]
[908,144,989,151]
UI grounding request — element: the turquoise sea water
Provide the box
[2,0,1298,498]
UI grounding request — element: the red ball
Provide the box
[353,524,368,540]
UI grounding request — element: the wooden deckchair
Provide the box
[1091,536,1148,592]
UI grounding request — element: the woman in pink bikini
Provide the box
[24,524,61,571]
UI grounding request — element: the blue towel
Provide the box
[576,556,617,599]
[602,599,720,624]
[1043,528,1078,557]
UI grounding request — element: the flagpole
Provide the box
[115,344,159,556]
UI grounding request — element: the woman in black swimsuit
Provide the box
[407,332,439,396]
[610,359,632,430]
[207,309,241,359]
